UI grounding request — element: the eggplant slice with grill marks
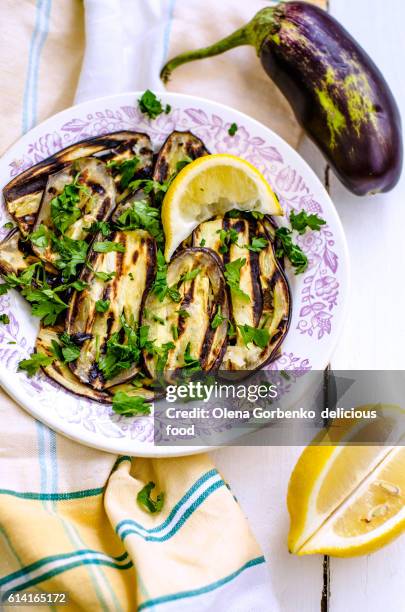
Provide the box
[66,229,156,390]
[153,131,209,183]
[142,247,229,383]
[0,228,39,276]
[31,157,116,268]
[36,325,156,403]
[3,131,153,236]
[192,216,291,371]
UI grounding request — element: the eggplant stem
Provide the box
[160,26,250,83]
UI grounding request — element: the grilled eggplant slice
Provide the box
[3,131,153,235]
[192,216,291,371]
[153,131,208,183]
[142,247,229,382]
[66,229,156,390]
[36,325,156,403]
[0,228,38,276]
[31,158,116,268]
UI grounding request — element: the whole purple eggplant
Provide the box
[161,1,402,196]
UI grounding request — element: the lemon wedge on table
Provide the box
[288,405,405,557]
[161,154,282,261]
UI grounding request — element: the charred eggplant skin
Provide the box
[161,2,402,195]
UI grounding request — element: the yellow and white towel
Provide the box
[0,0,324,610]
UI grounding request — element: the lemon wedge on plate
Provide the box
[288,404,405,556]
[161,154,282,261]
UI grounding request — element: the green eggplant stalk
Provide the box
[161,1,403,196]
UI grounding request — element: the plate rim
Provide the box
[0,90,351,457]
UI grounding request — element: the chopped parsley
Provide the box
[50,172,91,235]
[30,224,50,249]
[95,299,110,313]
[177,308,190,319]
[224,258,250,302]
[112,391,152,416]
[238,324,270,349]
[0,314,10,324]
[152,251,181,303]
[107,157,140,190]
[98,315,140,380]
[3,221,14,230]
[246,236,268,253]
[93,241,125,253]
[88,220,111,237]
[274,227,308,274]
[289,210,326,234]
[181,343,201,375]
[94,270,116,282]
[217,228,239,253]
[199,238,206,247]
[211,305,226,330]
[137,481,164,513]
[18,352,53,377]
[228,122,238,136]
[138,90,171,119]
[115,199,164,247]
[179,268,201,283]
[51,332,81,363]
[171,324,179,340]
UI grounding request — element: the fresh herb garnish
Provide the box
[289,210,326,234]
[3,222,14,230]
[30,224,50,249]
[199,238,206,247]
[274,227,308,274]
[95,299,110,313]
[51,332,81,363]
[107,157,140,190]
[224,258,250,302]
[228,122,238,136]
[171,324,179,340]
[112,391,152,416]
[152,251,181,303]
[88,220,111,237]
[115,199,164,247]
[137,481,164,513]
[51,233,89,279]
[0,314,10,324]
[18,352,53,377]
[177,308,190,319]
[237,324,270,349]
[246,237,268,252]
[154,341,175,375]
[217,228,239,253]
[179,268,201,283]
[98,315,140,380]
[175,157,193,173]
[138,90,170,119]
[228,320,237,338]
[211,305,226,330]
[144,308,165,325]
[50,172,91,235]
[93,241,125,253]
[182,342,201,374]
[94,270,116,282]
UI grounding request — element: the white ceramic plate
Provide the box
[0,92,349,457]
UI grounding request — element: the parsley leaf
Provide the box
[0,285,9,296]
[179,268,201,283]
[182,342,201,374]
[115,199,164,247]
[30,224,50,248]
[98,314,140,380]
[224,258,250,302]
[171,324,179,340]
[50,173,90,234]
[199,238,206,247]
[18,352,53,377]
[152,251,181,303]
[237,324,270,349]
[107,157,140,190]
[51,332,81,363]
[112,391,152,416]
[274,227,308,274]
[51,234,89,279]
[211,305,226,330]
[177,308,190,319]
[93,241,125,253]
[88,220,111,237]
[217,228,239,253]
[95,299,110,313]
[138,90,170,119]
[289,210,326,234]
[3,221,14,230]
[137,481,164,513]
[153,341,175,375]
[0,314,10,324]
[246,237,268,252]
[94,270,116,282]
[228,122,238,136]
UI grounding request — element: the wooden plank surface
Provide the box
[214,0,405,610]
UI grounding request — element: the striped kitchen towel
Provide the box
[0,0,324,610]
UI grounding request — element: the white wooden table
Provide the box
[212,0,405,609]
